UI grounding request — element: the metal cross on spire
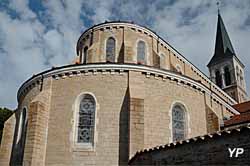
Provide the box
[216,1,220,14]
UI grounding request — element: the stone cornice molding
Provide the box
[17,63,239,115]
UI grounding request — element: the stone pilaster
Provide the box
[129,98,144,159]
[206,105,219,133]
[23,101,48,166]
[0,114,16,166]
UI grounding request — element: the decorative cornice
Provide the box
[17,63,239,115]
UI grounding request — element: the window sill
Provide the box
[72,143,95,152]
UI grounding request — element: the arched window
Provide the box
[83,46,88,64]
[160,53,166,69]
[172,104,186,142]
[16,108,26,143]
[106,37,116,62]
[236,66,239,83]
[77,94,96,145]
[215,70,222,88]
[224,66,231,86]
[240,70,243,86]
[137,41,146,64]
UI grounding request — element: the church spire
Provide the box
[207,12,236,67]
[207,10,248,103]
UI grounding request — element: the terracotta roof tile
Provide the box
[224,111,250,126]
[232,100,250,113]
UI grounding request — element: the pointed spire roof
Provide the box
[207,13,236,67]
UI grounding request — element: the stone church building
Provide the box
[0,13,248,166]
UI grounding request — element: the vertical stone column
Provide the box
[23,101,48,166]
[0,114,16,166]
[129,98,144,159]
[205,106,219,133]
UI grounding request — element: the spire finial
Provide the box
[216,1,220,14]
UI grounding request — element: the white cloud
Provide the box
[0,0,86,109]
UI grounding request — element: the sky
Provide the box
[0,0,250,109]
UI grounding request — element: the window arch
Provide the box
[172,104,186,142]
[16,108,26,143]
[176,64,182,74]
[137,40,146,64]
[106,37,116,62]
[215,70,222,88]
[77,94,96,145]
[83,46,88,64]
[224,66,231,86]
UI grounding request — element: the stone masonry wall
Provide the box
[130,126,250,165]
[45,72,129,166]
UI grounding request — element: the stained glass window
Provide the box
[172,105,186,142]
[137,41,146,64]
[78,94,96,144]
[106,37,115,62]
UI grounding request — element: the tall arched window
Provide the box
[106,37,116,62]
[77,94,96,145]
[224,66,231,86]
[215,70,222,88]
[83,46,88,64]
[137,41,146,64]
[172,104,186,142]
[160,53,166,69]
[16,108,26,143]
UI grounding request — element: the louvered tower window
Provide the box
[224,66,231,86]
[215,70,222,88]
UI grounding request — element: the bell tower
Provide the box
[207,12,248,103]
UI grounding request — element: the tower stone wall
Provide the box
[207,13,248,103]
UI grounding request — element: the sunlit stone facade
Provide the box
[0,21,241,166]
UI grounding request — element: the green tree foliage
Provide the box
[0,107,13,143]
